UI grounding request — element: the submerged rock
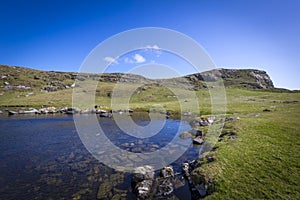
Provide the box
[97,173,125,199]
[157,179,173,196]
[179,131,193,139]
[195,183,209,197]
[156,166,175,197]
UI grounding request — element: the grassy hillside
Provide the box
[0,64,283,111]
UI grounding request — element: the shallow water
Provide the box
[0,113,201,199]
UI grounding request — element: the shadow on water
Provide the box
[0,113,201,199]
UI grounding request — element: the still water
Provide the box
[0,113,201,199]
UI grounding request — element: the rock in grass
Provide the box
[199,119,210,126]
[206,156,215,163]
[228,135,237,141]
[225,116,240,121]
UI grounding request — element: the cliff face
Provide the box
[185,69,274,89]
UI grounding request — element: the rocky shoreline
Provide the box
[0,106,134,117]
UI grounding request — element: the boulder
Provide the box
[193,137,204,145]
[199,119,210,126]
[207,116,215,124]
[132,165,154,199]
[183,111,192,116]
[99,113,113,118]
[182,163,189,176]
[135,180,152,199]
[132,165,154,182]
[160,166,174,178]
[190,129,203,137]
[206,156,214,163]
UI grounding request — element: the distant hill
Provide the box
[0,64,274,92]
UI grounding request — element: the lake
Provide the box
[0,113,201,199]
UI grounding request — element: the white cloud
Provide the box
[124,54,146,64]
[145,44,160,50]
[133,54,146,63]
[124,57,133,63]
[144,44,162,58]
[103,56,118,64]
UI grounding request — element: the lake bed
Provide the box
[0,113,201,199]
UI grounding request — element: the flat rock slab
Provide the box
[193,137,204,145]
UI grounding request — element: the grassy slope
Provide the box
[195,89,300,199]
[208,112,300,199]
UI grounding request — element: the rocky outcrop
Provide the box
[185,68,274,89]
[100,73,151,84]
[248,70,274,89]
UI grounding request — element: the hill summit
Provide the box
[0,65,274,93]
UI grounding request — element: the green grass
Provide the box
[192,89,300,199]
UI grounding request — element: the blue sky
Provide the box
[0,0,299,89]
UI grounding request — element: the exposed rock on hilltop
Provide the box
[100,73,151,84]
[185,68,274,89]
